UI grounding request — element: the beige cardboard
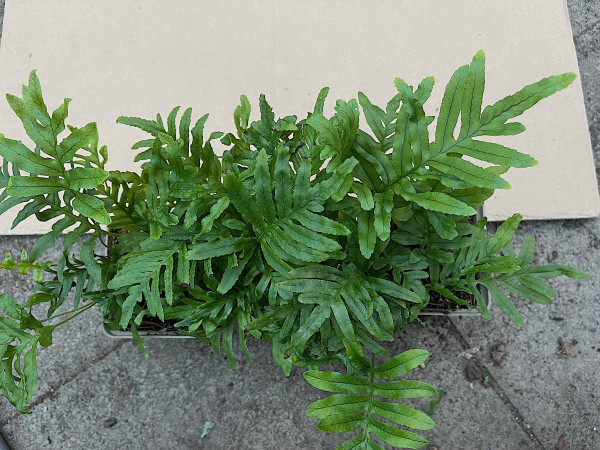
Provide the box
[0,0,598,234]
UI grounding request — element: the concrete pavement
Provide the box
[0,1,598,448]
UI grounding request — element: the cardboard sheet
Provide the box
[0,0,598,234]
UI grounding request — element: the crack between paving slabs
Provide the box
[0,0,5,45]
[444,316,546,450]
[0,340,127,426]
[573,15,600,40]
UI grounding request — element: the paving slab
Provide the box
[0,236,124,425]
[452,218,600,450]
[567,0,600,38]
[1,317,535,450]
[573,18,600,163]
[0,1,4,42]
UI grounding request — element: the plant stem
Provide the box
[52,301,96,327]
[40,301,96,324]
[361,353,376,446]
[95,226,110,249]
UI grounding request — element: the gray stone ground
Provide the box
[0,1,599,449]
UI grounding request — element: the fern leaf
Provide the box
[293,304,331,348]
[274,146,293,216]
[454,140,537,168]
[428,155,510,190]
[217,250,254,294]
[371,402,434,430]
[29,216,75,261]
[254,149,277,223]
[478,72,576,134]
[425,211,457,240]
[391,51,575,219]
[251,94,278,151]
[307,99,360,171]
[304,370,370,394]
[187,237,254,260]
[312,87,330,115]
[521,264,588,279]
[448,186,492,209]
[375,349,428,379]
[280,265,419,350]
[64,167,109,190]
[79,234,102,285]
[294,210,350,236]
[352,182,375,211]
[72,193,111,225]
[484,283,523,326]
[358,210,376,258]
[368,419,429,449]
[57,122,98,164]
[6,73,56,157]
[117,115,166,137]
[200,197,230,234]
[0,294,53,413]
[1,72,112,234]
[499,279,553,305]
[353,133,395,187]
[357,92,387,144]
[340,433,383,450]
[163,251,175,305]
[471,284,490,320]
[307,394,368,419]
[7,176,64,197]
[435,64,468,150]
[165,106,181,139]
[0,135,62,176]
[373,191,394,240]
[486,213,521,255]
[392,109,412,177]
[459,49,485,139]
[397,190,475,216]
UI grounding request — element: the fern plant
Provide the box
[0,51,587,448]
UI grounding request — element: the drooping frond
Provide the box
[305,344,436,449]
[0,294,54,413]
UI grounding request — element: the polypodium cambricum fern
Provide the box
[0,50,589,448]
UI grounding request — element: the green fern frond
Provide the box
[0,71,110,229]
[223,145,354,273]
[305,345,435,449]
[109,242,186,327]
[0,294,56,413]
[279,264,422,351]
[443,214,588,325]
[307,99,360,172]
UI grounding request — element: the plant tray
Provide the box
[102,326,193,339]
[419,284,490,317]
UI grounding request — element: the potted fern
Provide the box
[0,50,587,449]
